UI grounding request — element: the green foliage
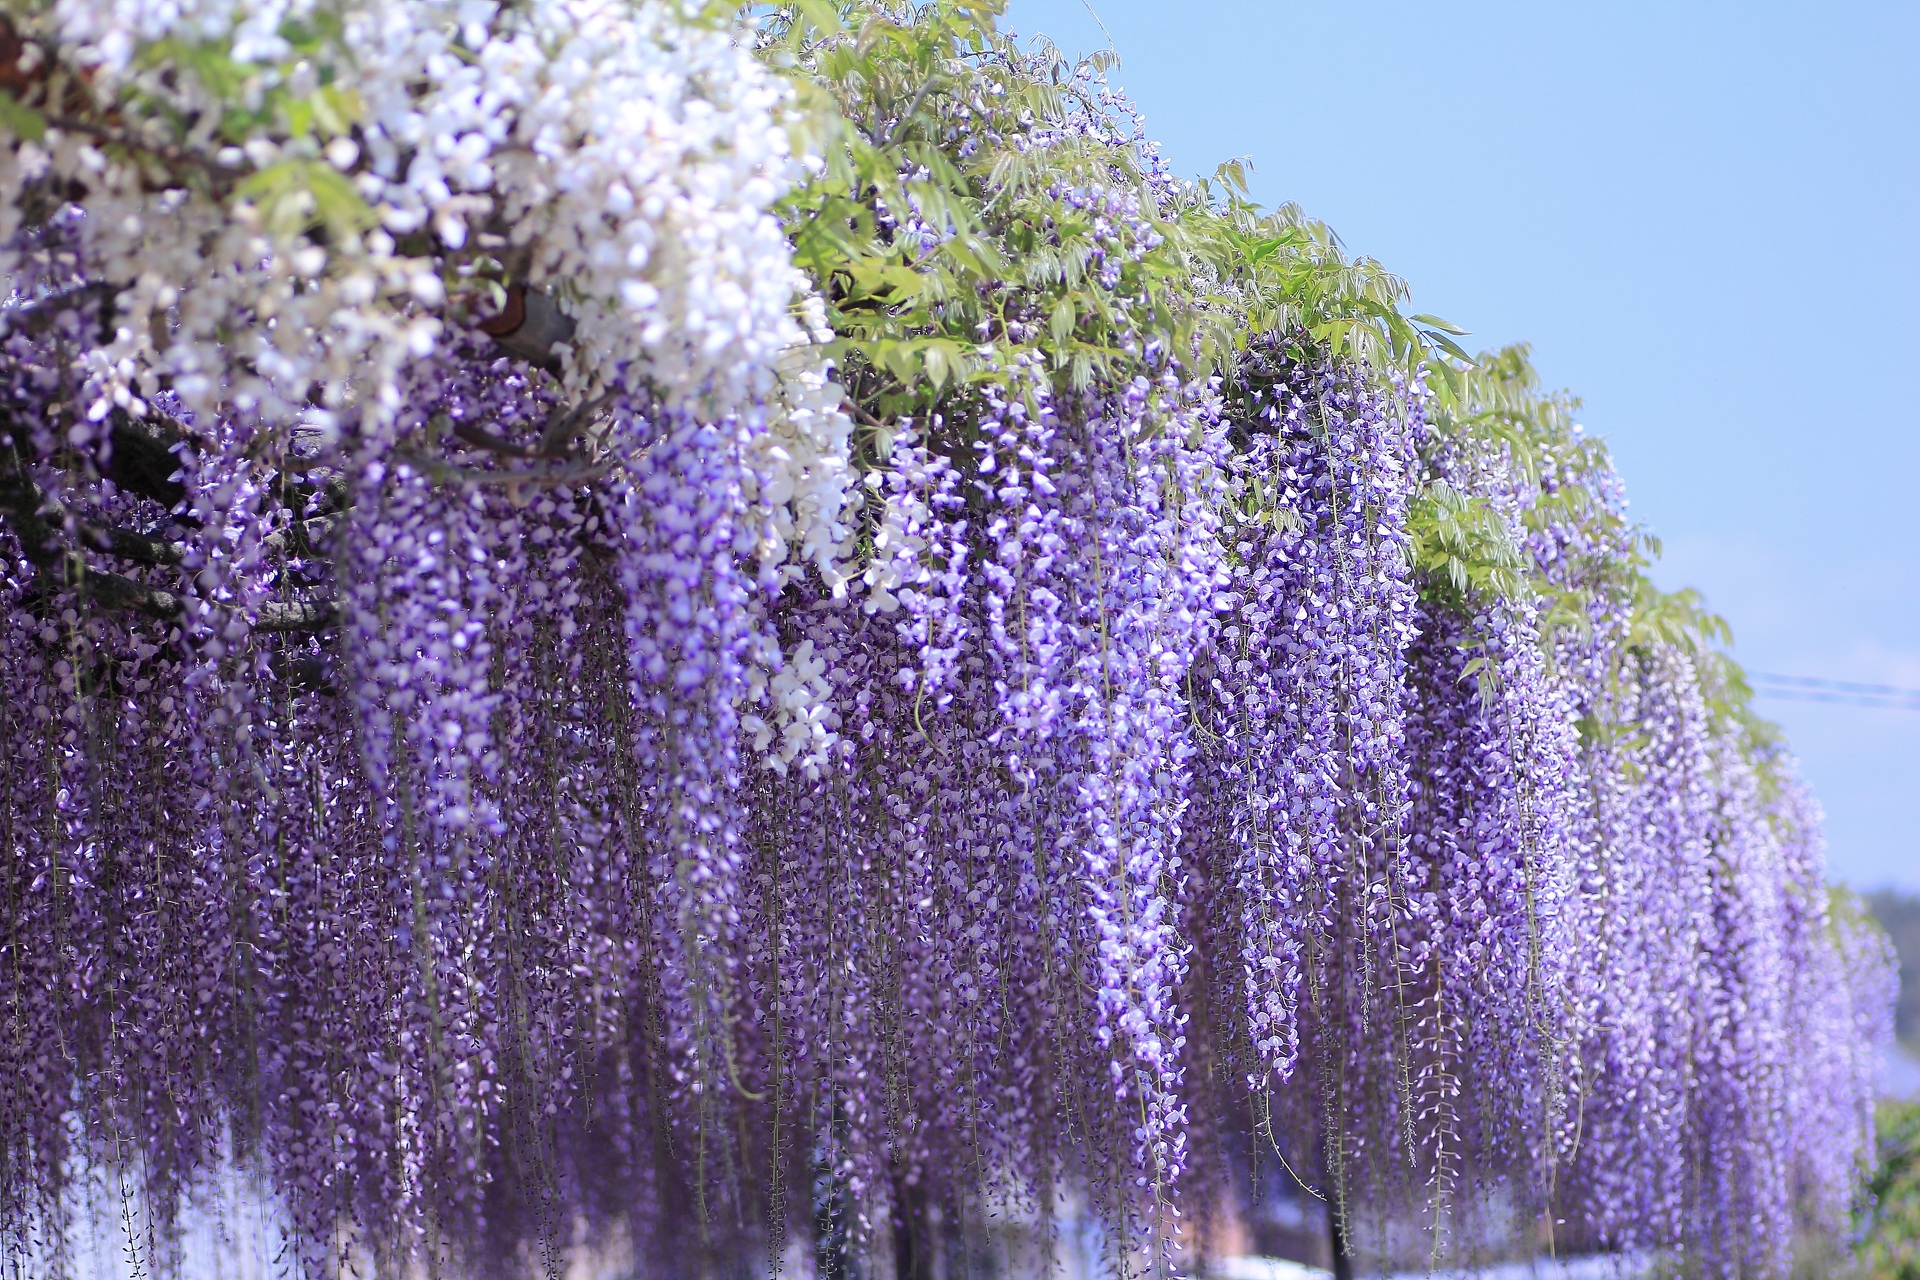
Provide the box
[1858,1099,1920,1279]
[1406,480,1531,613]
[0,87,46,142]
[235,157,375,240]
[1177,163,1472,380]
[1626,577,1729,654]
[761,1,1470,454]
[1412,339,1785,747]
[131,15,363,145]
[764,0,1105,439]
[4,6,374,223]
[1422,344,1621,599]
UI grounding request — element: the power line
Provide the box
[1752,688,1920,710]
[1749,672,1920,698]
[1747,672,1920,712]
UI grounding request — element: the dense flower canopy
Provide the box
[0,2,1896,1278]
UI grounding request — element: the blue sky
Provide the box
[1006,0,1920,889]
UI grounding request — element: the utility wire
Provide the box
[1752,689,1920,710]
[1747,672,1920,712]
[1750,672,1920,697]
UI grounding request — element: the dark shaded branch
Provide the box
[3,282,120,340]
[262,514,340,556]
[269,648,335,693]
[80,522,185,565]
[0,459,64,568]
[105,411,191,508]
[27,501,329,568]
[0,16,244,197]
[34,113,247,196]
[285,470,352,518]
[255,598,339,632]
[479,286,575,371]
[2,456,184,619]
[2,451,337,633]
[451,421,541,458]
[448,391,619,461]
[537,391,614,459]
[63,567,185,620]
[396,448,616,493]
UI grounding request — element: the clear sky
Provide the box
[1006,0,1920,889]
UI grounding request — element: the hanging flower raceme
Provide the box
[1189,357,1420,1103]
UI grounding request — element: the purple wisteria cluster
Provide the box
[1178,359,1588,1260]
[0,11,1897,1280]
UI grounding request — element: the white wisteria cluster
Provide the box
[738,399,945,776]
[414,0,806,405]
[7,0,877,776]
[737,336,944,774]
[742,301,860,589]
[12,0,811,430]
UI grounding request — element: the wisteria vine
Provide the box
[0,2,1894,1278]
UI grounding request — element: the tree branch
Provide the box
[479,285,576,371]
[80,522,185,565]
[536,391,615,459]
[396,448,618,494]
[1,454,337,633]
[53,566,185,620]
[261,513,340,557]
[451,421,541,458]
[2,460,181,618]
[255,598,339,632]
[105,411,191,508]
[3,282,120,340]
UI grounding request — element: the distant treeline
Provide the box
[1870,890,1920,1051]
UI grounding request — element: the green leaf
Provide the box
[142,37,249,103]
[282,94,315,139]
[277,11,344,54]
[236,160,377,240]
[921,340,951,390]
[1410,313,1470,336]
[0,90,46,143]
[310,85,362,137]
[1422,329,1473,364]
[1049,298,1076,347]
[785,0,846,36]
[1212,158,1251,196]
[878,340,920,384]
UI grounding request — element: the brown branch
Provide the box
[0,454,76,575]
[537,392,614,459]
[54,566,184,620]
[451,421,541,458]
[80,522,185,565]
[255,598,339,633]
[479,285,576,372]
[396,447,618,493]
[0,466,186,621]
[284,470,351,519]
[105,411,191,508]
[36,112,247,195]
[2,455,337,633]
[261,513,340,557]
[4,281,120,340]
[0,16,245,195]
[48,568,334,632]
